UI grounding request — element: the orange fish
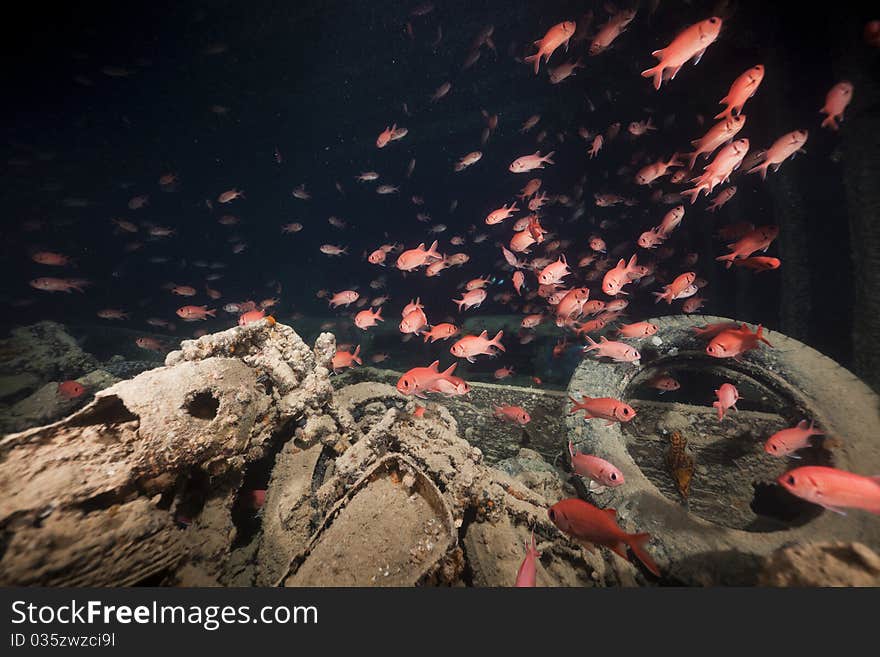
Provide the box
[641,17,723,90]
[634,155,680,185]
[396,360,456,398]
[778,466,880,515]
[590,9,636,55]
[820,81,853,130]
[569,439,625,487]
[376,124,397,148]
[548,499,659,576]
[706,324,772,359]
[747,130,808,179]
[514,532,541,587]
[329,290,360,308]
[450,330,505,362]
[354,307,383,330]
[713,383,739,421]
[583,336,641,363]
[399,307,428,335]
[765,420,824,458]
[238,309,266,326]
[396,241,442,271]
[569,395,636,425]
[686,115,746,170]
[177,305,215,321]
[57,380,86,400]
[602,254,638,296]
[136,337,164,351]
[217,188,245,203]
[331,345,362,372]
[682,138,749,203]
[716,65,764,120]
[617,321,658,338]
[732,256,781,272]
[509,151,555,173]
[30,277,88,293]
[525,21,577,74]
[493,405,531,425]
[485,202,519,225]
[31,251,72,266]
[716,226,779,267]
[706,186,737,212]
[653,272,696,304]
[538,254,571,285]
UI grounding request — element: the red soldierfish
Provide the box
[653,272,696,304]
[493,405,531,425]
[548,498,660,576]
[641,17,723,90]
[715,65,764,120]
[525,21,577,74]
[509,151,556,173]
[569,395,636,425]
[450,330,505,362]
[820,81,853,130]
[713,383,739,421]
[778,467,880,515]
[747,130,808,179]
[715,225,779,267]
[764,420,824,458]
[706,324,772,359]
[515,532,541,587]
[583,336,641,363]
[569,440,625,487]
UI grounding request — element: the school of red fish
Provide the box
[22,3,879,585]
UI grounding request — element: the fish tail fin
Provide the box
[627,533,660,576]
[524,52,541,74]
[756,325,773,347]
[747,162,769,180]
[640,65,663,90]
[681,187,701,204]
[712,401,723,421]
[491,330,505,351]
[206,308,216,317]
[543,151,556,164]
[714,103,732,121]
[820,115,838,130]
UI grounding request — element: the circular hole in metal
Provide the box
[620,359,831,532]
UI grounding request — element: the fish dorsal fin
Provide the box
[441,362,457,376]
[479,330,488,338]
[797,419,809,430]
[417,243,425,250]
[600,336,609,343]
[604,508,617,519]
[428,360,440,371]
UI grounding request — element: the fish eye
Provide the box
[610,473,617,481]
[710,17,718,23]
[771,444,777,451]
[548,509,556,521]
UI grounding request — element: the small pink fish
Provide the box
[569,440,625,487]
[713,383,739,421]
